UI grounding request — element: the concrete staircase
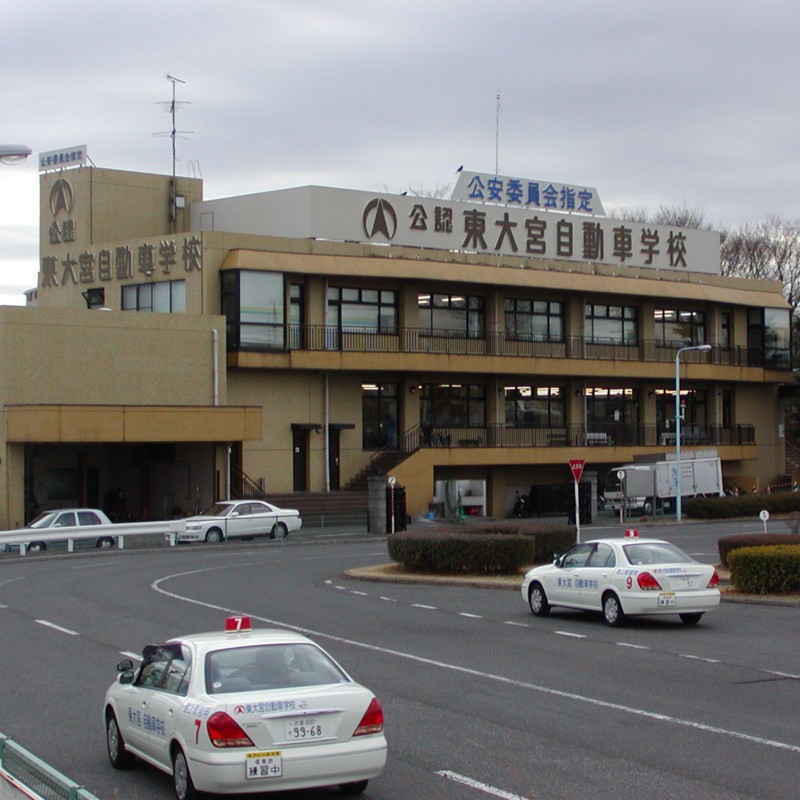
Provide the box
[265,491,369,531]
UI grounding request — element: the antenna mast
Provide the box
[166,74,186,181]
[495,90,502,175]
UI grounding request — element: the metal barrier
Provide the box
[0,733,101,800]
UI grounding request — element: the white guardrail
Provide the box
[0,519,187,556]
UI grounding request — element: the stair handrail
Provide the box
[231,465,268,500]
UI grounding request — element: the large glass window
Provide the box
[584,304,637,343]
[748,307,791,369]
[505,299,564,341]
[503,386,565,426]
[361,383,399,449]
[418,293,485,338]
[122,280,185,313]
[327,287,397,332]
[654,308,706,345]
[420,384,486,427]
[221,270,285,350]
[586,387,638,428]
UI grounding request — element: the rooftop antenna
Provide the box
[495,90,502,175]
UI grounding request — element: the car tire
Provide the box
[205,527,223,543]
[340,780,369,795]
[528,582,551,617]
[173,746,199,800]
[26,541,47,552]
[602,592,625,627]
[270,522,288,540]
[106,710,135,769]
[95,537,115,549]
[679,612,703,625]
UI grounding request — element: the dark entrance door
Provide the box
[292,428,308,491]
[362,383,399,449]
[328,427,341,490]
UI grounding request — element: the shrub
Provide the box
[685,493,800,519]
[386,522,576,575]
[718,533,800,567]
[728,545,800,594]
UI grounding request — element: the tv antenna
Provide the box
[495,90,502,175]
[154,74,193,180]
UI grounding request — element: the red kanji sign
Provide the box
[568,459,585,483]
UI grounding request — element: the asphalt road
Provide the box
[0,523,798,800]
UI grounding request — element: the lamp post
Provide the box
[0,145,31,166]
[675,343,712,521]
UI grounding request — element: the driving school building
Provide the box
[0,164,791,528]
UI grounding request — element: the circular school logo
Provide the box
[49,178,74,216]
[362,198,397,240]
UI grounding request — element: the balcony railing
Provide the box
[390,423,755,453]
[241,324,790,370]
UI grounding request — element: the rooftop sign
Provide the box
[39,145,88,172]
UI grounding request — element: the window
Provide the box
[122,280,185,313]
[289,283,305,349]
[748,307,791,369]
[418,293,484,338]
[503,386,565,427]
[584,304,637,343]
[420,384,485,427]
[221,270,286,350]
[586,387,638,427]
[327,287,397,332]
[135,643,191,695]
[505,299,564,341]
[654,308,706,345]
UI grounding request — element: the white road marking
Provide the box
[379,596,397,602]
[35,619,79,636]
[679,654,721,663]
[152,567,800,755]
[458,612,483,619]
[351,590,368,596]
[502,620,529,627]
[120,651,141,661]
[555,630,586,639]
[412,604,437,610]
[616,642,650,650]
[436,769,527,799]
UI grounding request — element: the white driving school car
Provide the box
[104,617,387,799]
[521,532,720,626]
[178,500,302,543]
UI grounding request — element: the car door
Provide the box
[576,542,616,610]
[225,504,254,540]
[249,501,277,536]
[546,543,594,607]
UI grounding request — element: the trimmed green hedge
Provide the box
[728,545,800,594]
[685,493,800,519]
[718,533,800,567]
[386,522,576,575]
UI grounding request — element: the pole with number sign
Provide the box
[568,459,585,543]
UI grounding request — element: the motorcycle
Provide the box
[512,490,531,518]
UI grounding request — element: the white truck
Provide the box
[603,450,724,515]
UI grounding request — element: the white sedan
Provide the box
[179,500,302,543]
[521,533,720,626]
[0,508,115,552]
[104,617,387,799]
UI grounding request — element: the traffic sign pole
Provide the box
[568,460,586,543]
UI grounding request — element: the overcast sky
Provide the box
[2,0,799,304]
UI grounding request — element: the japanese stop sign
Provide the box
[569,459,585,483]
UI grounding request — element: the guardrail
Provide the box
[0,731,101,800]
[0,520,186,556]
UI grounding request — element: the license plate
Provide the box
[658,592,676,607]
[674,578,695,590]
[246,751,282,780]
[285,717,325,740]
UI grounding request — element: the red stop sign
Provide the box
[569,459,585,483]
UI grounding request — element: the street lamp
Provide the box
[675,343,712,521]
[0,145,32,166]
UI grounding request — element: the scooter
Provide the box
[512,490,530,518]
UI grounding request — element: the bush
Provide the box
[718,533,800,567]
[685,493,800,519]
[386,522,576,575]
[728,545,800,594]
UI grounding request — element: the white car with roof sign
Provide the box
[104,616,386,799]
[521,531,720,626]
[179,500,302,543]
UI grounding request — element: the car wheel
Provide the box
[173,747,199,800]
[679,612,703,625]
[26,541,47,552]
[205,527,223,543]
[528,582,550,617]
[340,780,369,795]
[602,592,625,627]
[270,522,288,540]
[95,537,115,549]
[106,710,135,769]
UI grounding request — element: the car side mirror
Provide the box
[119,671,135,685]
[117,659,133,672]
[553,553,563,567]
[230,512,239,517]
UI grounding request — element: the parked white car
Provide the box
[179,500,302,543]
[0,508,115,552]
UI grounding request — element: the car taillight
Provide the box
[636,571,662,591]
[207,712,255,748]
[707,569,720,589]
[353,698,383,736]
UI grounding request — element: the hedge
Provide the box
[718,533,800,567]
[386,522,576,575]
[685,493,800,519]
[728,545,800,594]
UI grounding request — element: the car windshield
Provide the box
[622,542,695,566]
[27,512,60,529]
[202,503,237,517]
[205,644,349,694]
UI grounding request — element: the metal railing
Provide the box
[0,732,101,800]
[234,324,792,370]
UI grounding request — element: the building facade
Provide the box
[0,165,790,527]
